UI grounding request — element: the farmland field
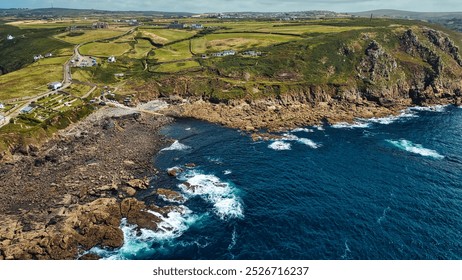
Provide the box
[152,60,201,72]
[149,40,192,62]
[127,39,154,59]
[191,32,300,53]
[54,29,128,44]
[139,27,197,44]
[0,62,63,100]
[206,21,370,35]
[80,42,132,57]
[7,20,93,29]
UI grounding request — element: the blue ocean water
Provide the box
[93,105,462,260]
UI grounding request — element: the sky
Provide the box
[0,0,461,13]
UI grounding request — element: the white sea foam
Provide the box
[89,206,197,260]
[161,140,191,151]
[158,194,186,204]
[409,105,449,112]
[280,133,321,148]
[314,125,325,131]
[206,156,224,164]
[386,139,444,159]
[291,128,314,133]
[297,138,321,149]
[364,111,417,125]
[185,127,191,131]
[223,170,232,175]
[268,141,292,150]
[331,122,371,129]
[228,227,238,250]
[178,171,244,220]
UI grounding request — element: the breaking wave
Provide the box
[161,140,191,151]
[386,139,444,159]
[268,141,292,150]
[331,122,371,129]
[89,206,197,260]
[178,170,244,220]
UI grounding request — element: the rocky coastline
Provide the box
[0,107,178,260]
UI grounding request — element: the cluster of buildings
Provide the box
[210,50,236,57]
[167,21,203,30]
[205,50,261,58]
[33,53,53,62]
[92,22,109,29]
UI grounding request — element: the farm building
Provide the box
[242,50,262,56]
[33,54,43,61]
[48,82,63,90]
[212,50,236,57]
[0,103,4,109]
[0,115,6,124]
[92,22,109,29]
[108,56,116,63]
[6,34,14,40]
[20,105,35,114]
[44,53,53,58]
[168,21,186,29]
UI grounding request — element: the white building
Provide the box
[48,82,63,90]
[108,56,116,63]
[7,34,14,40]
[33,54,44,61]
[190,23,203,29]
[0,103,4,109]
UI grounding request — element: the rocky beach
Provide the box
[0,107,180,259]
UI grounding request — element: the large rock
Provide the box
[126,178,149,189]
[157,188,186,203]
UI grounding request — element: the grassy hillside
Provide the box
[0,22,72,74]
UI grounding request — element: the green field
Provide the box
[191,32,300,53]
[127,38,154,59]
[54,29,128,44]
[80,42,132,56]
[0,63,63,100]
[0,24,72,73]
[139,27,197,44]
[149,40,193,62]
[63,84,93,97]
[34,56,69,66]
[7,20,93,29]
[206,21,372,35]
[152,60,201,73]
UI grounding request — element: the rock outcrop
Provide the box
[0,109,174,259]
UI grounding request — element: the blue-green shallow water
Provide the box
[92,105,462,260]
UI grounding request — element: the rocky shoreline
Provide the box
[0,107,179,260]
[167,94,460,133]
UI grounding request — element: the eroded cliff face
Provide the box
[154,27,462,131]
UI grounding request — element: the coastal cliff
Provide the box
[141,25,462,131]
